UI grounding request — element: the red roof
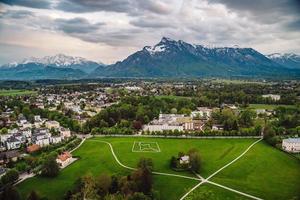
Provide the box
[57,151,72,162]
[27,144,40,153]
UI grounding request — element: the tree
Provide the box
[188,149,201,173]
[27,190,40,200]
[1,169,19,185]
[239,109,256,127]
[170,156,177,168]
[171,108,177,114]
[128,192,151,200]
[1,185,21,200]
[0,127,8,135]
[41,155,59,177]
[81,175,99,200]
[96,174,112,197]
[135,158,153,195]
[137,158,153,171]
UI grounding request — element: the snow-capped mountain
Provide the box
[267,53,300,69]
[93,37,297,78]
[0,54,106,80]
[2,54,104,73]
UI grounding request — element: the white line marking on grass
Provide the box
[179,181,206,200]
[132,141,161,153]
[90,140,200,181]
[180,138,263,200]
[206,138,263,180]
[207,181,263,200]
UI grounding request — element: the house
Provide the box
[262,94,281,101]
[45,121,60,129]
[0,150,20,164]
[212,124,224,131]
[34,115,42,122]
[51,136,62,144]
[60,127,71,138]
[6,137,22,150]
[180,155,190,164]
[27,144,40,153]
[56,152,72,168]
[192,107,212,118]
[282,138,300,153]
[32,130,51,147]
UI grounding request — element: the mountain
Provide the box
[92,37,300,78]
[0,54,105,80]
[0,63,85,80]
[1,54,103,73]
[267,53,300,69]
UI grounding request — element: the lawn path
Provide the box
[180,138,263,200]
[89,140,201,181]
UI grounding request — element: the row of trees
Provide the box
[83,96,198,133]
[65,158,157,200]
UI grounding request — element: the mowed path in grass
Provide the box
[210,141,300,200]
[17,138,254,199]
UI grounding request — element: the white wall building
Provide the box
[262,94,281,101]
[143,124,183,132]
[282,138,300,153]
[45,121,60,129]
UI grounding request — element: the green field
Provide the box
[17,137,300,200]
[0,89,36,96]
[248,104,295,110]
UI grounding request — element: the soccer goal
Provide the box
[132,141,161,153]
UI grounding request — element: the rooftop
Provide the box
[283,138,300,143]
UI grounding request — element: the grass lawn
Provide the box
[211,141,300,200]
[190,184,248,200]
[0,89,36,96]
[17,138,300,200]
[248,104,295,110]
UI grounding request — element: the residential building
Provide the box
[282,138,300,153]
[45,120,60,129]
[56,152,72,168]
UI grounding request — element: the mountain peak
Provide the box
[160,37,176,43]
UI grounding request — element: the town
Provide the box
[0,79,299,200]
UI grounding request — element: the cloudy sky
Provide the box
[0,0,299,65]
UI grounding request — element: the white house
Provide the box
[143,123,183,132]
[56,152,72,168]
[6,137,22,150]
[282,138,300,153]
[34,115,42,122]
[262,94,281,101]
[45,120,60,129]
[60,127,71,138]
[51,136,62,144]
[32,132,51,147]
[180,155,190,164]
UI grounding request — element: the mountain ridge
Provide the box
[92,37,299,78]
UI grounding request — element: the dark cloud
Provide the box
[55,0,172,15]
[0,10,33,19]
[130,17,175,28]
[0,0,51,9]
[54,17,104,34]
[210,0,300,24]
[285,19,300,31]
[55,0,131,13]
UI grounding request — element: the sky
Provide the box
[0,0,299,65]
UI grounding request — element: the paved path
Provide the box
[15,137,87,186]
[91,138,264,200]
[90,140,201,181]
[179,138,263,200]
